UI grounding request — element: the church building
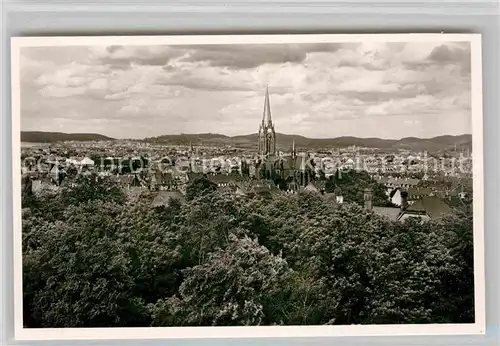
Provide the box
[255,87,315,191]
[258,86,277,157]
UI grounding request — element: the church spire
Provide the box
[258,85,276,157]
[292,138,296,159]
[263,85,272,126]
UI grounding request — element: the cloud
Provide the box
[180,43,345,69]
[89,45,187,69]
[428,44,467,63]
[427,43,471,75]
[156,69,256,92]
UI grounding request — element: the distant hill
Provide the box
[21,131,115,143]
[145,133,472,152]
[21,131,471,151]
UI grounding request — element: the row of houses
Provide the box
[365,188,455,222]
[22,163,465,223]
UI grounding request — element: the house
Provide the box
[323,191,338,202]
[234,186,248,198]
[259,179,277,189]
[334,187,343,204]
[110,174,133,188]
[252,185,273,196]
[49,165,64,185]
[303,181,327,194]
[175,156,191,172]
[128,186,145,200]
[304,182,320,193]
[372,206,401,221]
[207,173,241,187]
[217,185,235,194]
[366,187,452,223]
[397,196,453,222]
[79,157,95,167]
[31,176,59,196]
[407,187,433,204]
[236,180,277,197]
[187,172,205,183]
[31,179,43,195]
[151,171,176,190]
[385,177,420,190]
[390,188,403,206]
[151,190,185,208]
[130,174,144,188]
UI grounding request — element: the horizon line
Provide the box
[21,130,473,142]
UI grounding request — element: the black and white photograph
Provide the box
[11,34,485,339]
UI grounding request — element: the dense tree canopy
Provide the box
[22,175,474,327]
[325,170,391,206]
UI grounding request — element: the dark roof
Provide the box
[312,180,327,191]
[207,174,239,184]
[49,165,60,174]
[131,175,142,187]
[372,206,401,221]
[259,179,277,188]
[386,178,420,186]
[187,172,205,182]
[405,196,453,219]
[218,185,235,194]
[282,155,307,171]
[304,182,320,193]
[304,181,326,193]
[323,192,337,200]
[263,160,276,170]
[252,186,273,195]
[151,191,185,208]
[128,186,145,199]
[408,187,432,198]
[421,180,452,189]
[235,186,248,196]
[378,177,389,184]
[154,171,174,185]
[389,188,400,198]
[235,181,253,191]
[110,175,133,186]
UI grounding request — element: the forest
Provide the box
[22,173,474,327]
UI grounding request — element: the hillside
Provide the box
[21,131,115,143]
[144,133,472,152]
[21,130,472,151]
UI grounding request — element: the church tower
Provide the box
[258,86,276,157]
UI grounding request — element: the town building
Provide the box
[258,86,276,157]
[254,87,316,192]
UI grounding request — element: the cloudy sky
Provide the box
[19,40,472,139]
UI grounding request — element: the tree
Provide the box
[60,173,125,206]
[259,164,268,180]
[22,169,475,327]
[436,215,474,322]
[241,161,250,176]
[150,235,291,326]
[185,177,217,201]
[362,217,467,324]
[318,169,326,181]
[119,196,185,305]
[23,201,149,327]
